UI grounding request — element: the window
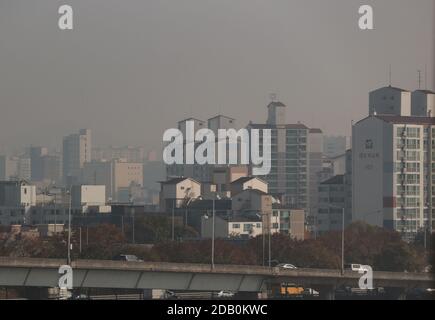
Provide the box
[232,223,240,229]
[243,224,253,232]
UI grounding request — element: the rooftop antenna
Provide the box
[269,93,277,102]
[424,64,428,90]
[388,64,392,87]
[418,70,422,90]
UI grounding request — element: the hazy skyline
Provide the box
[0,0,434,154]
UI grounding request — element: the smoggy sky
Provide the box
[0,0,434,154]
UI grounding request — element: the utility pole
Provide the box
[67,187,72,265]
[211,198,215,270]
[341,207,345,275]
[172,199,175,241]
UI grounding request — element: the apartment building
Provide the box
[63,129,92,186]
[353,87,435,241]
[248,100,323,217]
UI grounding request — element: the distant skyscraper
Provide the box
[30,146,48,181]
[82,159,143,201]
[323,136,348,158]
[0,155,30,181]
[62,129,92,186]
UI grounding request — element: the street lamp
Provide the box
[203,194,220,270]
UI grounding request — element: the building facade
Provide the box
[63,129,92,186]
[248,100,323,218]
[353,115,434,241]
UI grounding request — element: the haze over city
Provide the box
[0,0,434,154]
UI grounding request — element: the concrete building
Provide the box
[159,177,202,212]
[30,147,48,181]
[212,165,249,197]
[308,129,324,227]
[63,129,92,186]
[323,136,348,158]
[166,115,243,184]
[352,114,434,241]
[16,157,31,181]
[166,118,210,182]
[231,188,272,212]
[200,208,305,240]
[273,208,305,240]
[411,90,435,117]
[1,156,32,181]
[317,175,345,235]
[81,159,143,202]
[92,146,145,163]
[71,185,110,215]
[230,177,268,196]
[249,100,322,217]
[369,86,411,117]
[208,115,237,136]
[201,213,263,239]
[0,181,36,226]
[29,147,60,183]
[0,181,36,207]
[39,155,61,184]
[0,155,17,181]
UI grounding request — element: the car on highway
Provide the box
[114,254,143,262]
[345,263,364,271]
[277,263,298,270]
[163,290,177,299]
[216,290,235,298]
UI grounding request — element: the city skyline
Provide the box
[0,0,434,154]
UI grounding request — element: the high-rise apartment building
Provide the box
[248,101,323,217]
[62,129,92,186]
[353,87,435,241]
[166,116,241,184]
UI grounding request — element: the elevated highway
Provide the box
[0,257,433,299]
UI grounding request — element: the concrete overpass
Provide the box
[0,257,433,299]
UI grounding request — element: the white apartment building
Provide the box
[248,100,323,217]
[63,129,92,186]
[353,87,435,241]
